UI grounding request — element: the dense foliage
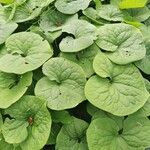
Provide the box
[0,0,150,150]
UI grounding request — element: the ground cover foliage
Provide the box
[0,0,150,150]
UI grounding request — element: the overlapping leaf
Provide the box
[55,0,92,14]
[35,57,86,110]
[96,23,146,64]
[0,72,32,108]
[85,52,149,116]
[0,32,53,74]
[3,96,52,150]
[60,19,97,52]
[56,117,89,150]
[3,0,54,22]
[61,44,99,78]
[87,116,150,150]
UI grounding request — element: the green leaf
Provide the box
[145,79,150,93]
[87,116,150,150]
[44,30,62,44]
[4,0,55,22]
[5,95,52,150]
[86,102,100,116]
[96,23,146,64]
[132,80,150,117]
[93,52,113,78]
[55,0,92,14]
[111,0,121,6]
[40,7,78,32]
[83,7,107,25]
[60,19,97,52]
[94,0,102,9]
[135,26,150,74]
[0,0,14,4]
[135,43,150,74]
[124,20,143,27]
[47,123,61,145]
[0,72,32,108]
[0,113,3,133]
[29,24,63,44]
[123,7,150,22]
[2,119,28,144]
[0,135,14,150]
[0,21,18,45]
[97,4,123,22]
[35,57,86,110]
[56,117,89,150]
[85,53,149,116]
[0,32,53,74]
[119,0,148,9]
[122,116,150,149]
[4,4,41,23]
[61,44,99,78]
[87,103,124,128]
[51,110,73,124]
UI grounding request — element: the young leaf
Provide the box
[85,53,149,116]
[96,23,146,64]
[0,32,53,74]
[35,57,86,110]
[0,0,14,4]
[0,72,32,108]
[119,0,148,9]
[55,0,92,14]
[56,117,89,150]
[123,7,150,22]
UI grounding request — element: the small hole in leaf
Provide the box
[124,115,128,120]
[106,77,113,83]
[75,54,80,60]
[25,62,29,64]
[118,128,123,135]
[57,82,61,85]
[77,138,81,143]
[42,38,45,41]
[59,92,62,95]
[32,6,39,11]
[100,49,107,53]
